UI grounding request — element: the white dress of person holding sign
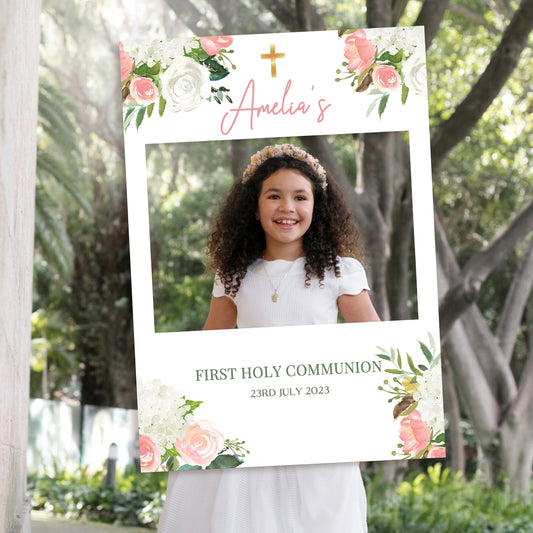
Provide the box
[158,144,380,532]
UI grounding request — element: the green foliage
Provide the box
[366,464,533,532]
[30,306,78,398]
[36,81,89,279]
[29,466,167,528]
[146,141,234,332]
[427,6,533,258]
[30,464,533,531]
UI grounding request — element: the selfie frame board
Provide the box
[122,27,445,472]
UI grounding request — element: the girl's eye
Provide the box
[296,195,308,201]
[268,194,280,200]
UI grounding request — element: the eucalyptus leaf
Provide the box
[419,341,433,364]
[123,107,135,130]
[135,106,146,130]
[378,94,389,118]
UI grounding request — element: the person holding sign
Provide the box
[158,144,380,532]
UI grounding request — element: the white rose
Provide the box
[403,49,427,96]
[161,56,211,112]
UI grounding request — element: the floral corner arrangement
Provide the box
[138,379,248,472]
[336,27,426,118]
[375,333,446,459]
[120,36,236,131]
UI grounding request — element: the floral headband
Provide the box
[241,144,328,190]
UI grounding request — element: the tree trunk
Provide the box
[73,182,137,409]
[0,1,41,531]
[441,358,466,473]
[496,238,533,361]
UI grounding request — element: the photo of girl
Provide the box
[158,144,380,532]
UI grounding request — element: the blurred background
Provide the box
[5,0,533,531]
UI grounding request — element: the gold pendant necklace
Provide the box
[262,258,295,303]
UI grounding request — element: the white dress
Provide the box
[158,257,370,533]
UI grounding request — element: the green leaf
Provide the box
[407,353,418,374]
[147,101,155,118]
[397,351,403,369]
[159,95,166,117]
[378,93,389,118]
[166,455,180,471]
[123,106,135,122]
[185,399,203,412]
[356,70,373,92]
[206,454,244,469]
[433,433,446,443]
[419,341,433,364]
[145,61,162,76]
[378,49,404,63]
[160,447,178,463]
[393,396,418,419]
[385,368,406,375]
[428,332,437,354]
[357,64,374,85]
[178,463,202,471]
[376,346,389,355]
[204,58,230,81]
[133,61,161,77]
[430,353,442,369]
[135,106,146,130]
[375,353,392,361]
[123,107,135,130]
[401,83,409,105]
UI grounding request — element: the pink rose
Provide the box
[399,410,431,456]
[427,446,446,459]
[344,30,376,73]
[139,434,161,472]
[372,64,401,92]
[200,36,233,56]
[129,76,159,105]
[175,420,224,468]
[120,42,133,82]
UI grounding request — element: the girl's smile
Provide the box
[257,168,314,259]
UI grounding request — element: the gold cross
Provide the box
[261,44,285,78]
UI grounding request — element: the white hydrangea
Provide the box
[127,38,194,69]
[413,367,444,434]
[138,379,193,452]
[373,27,419,57]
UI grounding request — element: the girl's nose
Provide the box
[280,198,295,212]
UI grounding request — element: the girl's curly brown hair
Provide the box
[205,153,363,297]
